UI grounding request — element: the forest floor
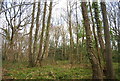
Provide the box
[2,60,120,79]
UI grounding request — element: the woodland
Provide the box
[0,0,120,80]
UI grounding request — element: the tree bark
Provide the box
[33,1,40,66]
[89,2,102,68]
[81,2,103,79]
[36,2,47,65]
[67,1,74,65]
[118,2,120,55]
[28,1,36,67]
[100,1,115,79]
[40,2,53,65]
[75,2,79,55]
[92,2,105,70]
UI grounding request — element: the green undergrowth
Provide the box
[2,61,120,79]
[113,63,120,80]
[3,61,92,79]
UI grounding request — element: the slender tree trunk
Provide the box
[89,2,101,65]
[33,2,40,66]
[28,1,36,67]
[54,31,59,61]
[62,31,66,60]
[81,2,103,79]
[54,38,58,61]
[81,27,85,63]
[9,28,14,62]
[75,1,80,63]
[118,2,120,55]
[92,2,105,70]
[36,2,47,65]
[67,1,74,65]
[40,2,53,65]
[100,1,115,79]
[69,13,74,65]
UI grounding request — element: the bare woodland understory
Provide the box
[0,0,120,80]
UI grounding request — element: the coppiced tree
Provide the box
[39,1,53,66]
[33,1,41,66]
[89,2,101,68]
[81,2,103,79]
[36,2,47,65]
[92,2,105,70]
